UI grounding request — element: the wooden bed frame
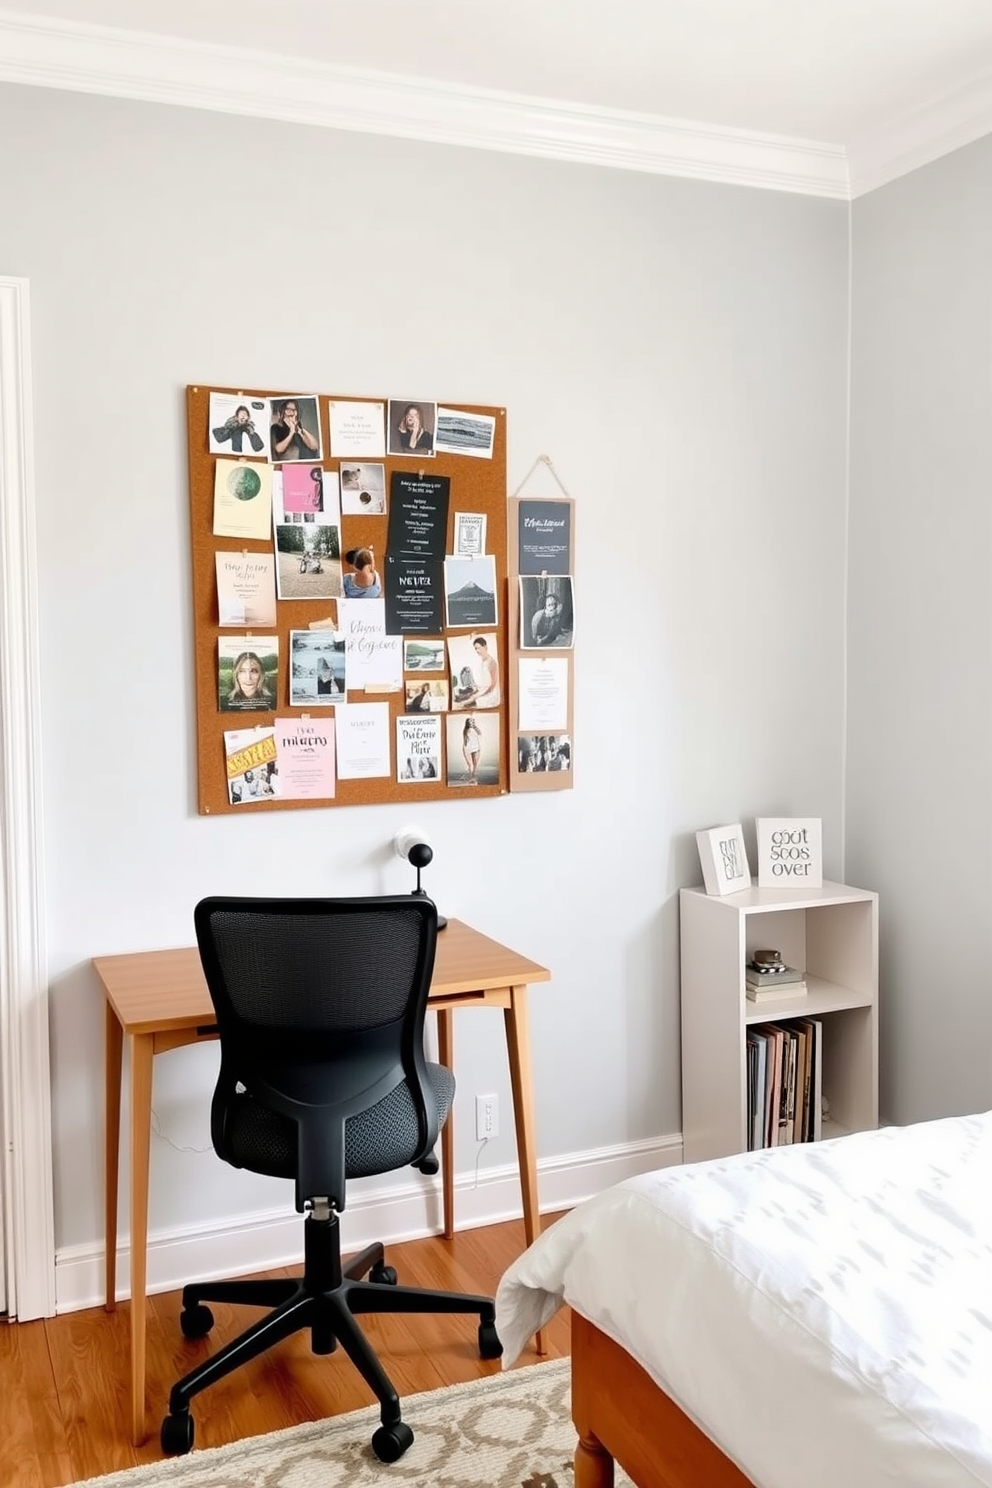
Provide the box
[570,1312,754,1488]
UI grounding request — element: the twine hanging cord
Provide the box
[510,453,571,499]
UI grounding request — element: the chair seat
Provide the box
[221,1062,455,1182]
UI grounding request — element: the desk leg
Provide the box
[129,1033,154,1446]
[105,1002,123,1312]
[436,1009,455,1240]
[504,984,545,1354]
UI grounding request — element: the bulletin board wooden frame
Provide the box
[187,385,508,815]
[507,494,575,792]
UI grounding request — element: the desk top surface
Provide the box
[94,918,550,1034]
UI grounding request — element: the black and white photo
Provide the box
[519,575,574,649]
[435,406,496,459]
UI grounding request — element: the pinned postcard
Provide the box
[328,400,386,459]
[387,399,437,458]
[396,715,442,781]
[218,636,278,713]
[208,393,269,457]
[267,396,322,462]
[224,726,277,805]
[274,718,336,800]
[288,630,345,705]
[448,632,500,710]
[403,637,446,672]
[337,599,403,692]
[435,406,496,459]
[212,458,273,540]
[340,462,387,515]
[280,463,338,518]
[444,554,498,629]
[335,702,391,779]
[215,552,277,628]
[453,512,487,556]
[274,519,342,601]
[446,712,499,787]
[404,680,449,713]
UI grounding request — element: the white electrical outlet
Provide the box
[475,1093,499,1141]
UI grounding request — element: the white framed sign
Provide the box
[696,824,751,897]
[756,817,823,888]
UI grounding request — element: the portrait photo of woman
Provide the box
[218,640,278,712]
[387,398,436,457]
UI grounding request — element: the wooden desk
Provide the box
[95,918,550,1446]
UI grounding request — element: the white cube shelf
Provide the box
[679,880,878,1163]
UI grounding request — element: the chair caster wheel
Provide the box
[369,1261,398,1286]
[161,1410,195,1455]
[179,1304,214,1339]
[371,1420,414,1462]
[478,1321,503,1359]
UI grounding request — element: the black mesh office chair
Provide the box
[159,895,501,1463]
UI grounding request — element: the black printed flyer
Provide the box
[384,471,450,633]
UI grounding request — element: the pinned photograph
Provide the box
[396,715,442,782]
[342,544,382,599]
[435,406,496,459]
[218,637,278,713]
[268,395,322,462]
[518,734,571,773]
[446,712,499,787]
[274,519,342,600]
[289,629,345,706]
[340,461,387,515]
[281,463,331,515]
[404,679,449,713]
[387,398,436,457]
[403,637,446,672]
[328,399,385,458]
[212,458,272,541]
[444,554,498,628]
[209,392,268,457]
[225,726,278,805]
[519,575,574,649]
[448,632,500,710]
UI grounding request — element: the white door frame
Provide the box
[0,275,56,1320]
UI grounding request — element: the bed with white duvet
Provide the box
[495,1112,992,1488]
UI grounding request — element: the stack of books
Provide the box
[745,959,807,1002]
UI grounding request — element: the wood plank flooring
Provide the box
[0,1215,570,1488]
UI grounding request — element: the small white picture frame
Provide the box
[696,824,751,897]
[756,817,823,889]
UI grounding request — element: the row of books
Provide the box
[746,1018,822,1150]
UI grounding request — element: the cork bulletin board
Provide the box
[187,385,508,814]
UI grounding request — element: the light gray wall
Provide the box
[0,83,849,1257]
[848,137,992,1123]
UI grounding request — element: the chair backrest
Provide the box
[194,895,438,1210]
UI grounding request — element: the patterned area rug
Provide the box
[73,1360,630,1488]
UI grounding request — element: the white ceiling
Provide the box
[5,1,992,196]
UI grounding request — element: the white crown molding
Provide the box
[55,1132,682,1314]
[0,275,56,1322]
[848,67,992,198]
[0,9,849,198]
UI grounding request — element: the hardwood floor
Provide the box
[0,1216,569,1488]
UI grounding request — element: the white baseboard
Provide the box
[54,1133,682,1315]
